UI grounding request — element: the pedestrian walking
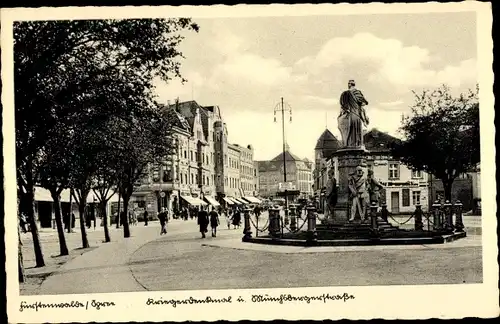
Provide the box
[197,206,209,238]
[143,210,149,226]
[224,209,231,229]
[209,207,220,237]
[158,208,168,235]
[232,207,241,229]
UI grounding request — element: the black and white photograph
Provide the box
[2,2,497,322]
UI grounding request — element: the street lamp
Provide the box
[274,97,292,227]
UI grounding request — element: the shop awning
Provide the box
[243,196,262,204]
[204,196,220,207]
[192,197,208,206]
[181,195,202,206]
[222,197,234,205]
[232,197,247,205]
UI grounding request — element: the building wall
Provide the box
[214,121,228,197]
[237,144,256,197]
[258,159,313,198]
[367,156,429,213]
[253,161,260,195]
[227,144,241,198]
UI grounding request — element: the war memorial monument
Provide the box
[243,80,467,246]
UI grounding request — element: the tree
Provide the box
[115,107,177,238]
[392,85,480,201]
[14,18,199,252]
[35,125,75,256]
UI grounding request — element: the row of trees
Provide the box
[15,19,199,281]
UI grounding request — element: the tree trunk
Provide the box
[116,191,121,229]
[101,201,111,242]
[442,179,454,202]
[50,189,69,256]
[77,190,90,248]
[122,193,131,238]
[18,219,25,283]
[21,183,46,268]
[68,188,73,233]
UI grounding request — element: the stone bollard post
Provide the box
[242,208,253,241]
[370,202,379,236]
[381,203,388,222]
[454,200,465,232]
[268,208,281,238]
[432,201,442,231]
[289,205,297,231]
[414,203,423,231]
[443,200,454,233]
[306,205,317,245]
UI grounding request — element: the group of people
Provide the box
[148,203,264,239]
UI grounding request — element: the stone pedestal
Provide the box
[329,147,368,225]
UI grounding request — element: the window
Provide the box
[412,191,421,205]
[191,174,194,184]
[402,188,410,207]
[184,150,187,159]
[190,151,193,161]
[389,163,400,179]
[412,170,422,179]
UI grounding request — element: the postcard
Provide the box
[2,2,497,322]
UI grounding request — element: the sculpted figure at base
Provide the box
[325,168,338,219]
[338,80,370,148]
[366,169,384,206]
[348,166,369,221]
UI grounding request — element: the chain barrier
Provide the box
[423,212,434,225]
[281,215,308,233]
[387,212,415,226]
[249,215,269,233]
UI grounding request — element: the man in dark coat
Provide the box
[158,208,168,235]
[143,210,149,226]
[197,206,209,238]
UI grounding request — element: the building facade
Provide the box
[132,100,259,214]
[257,145,314,199]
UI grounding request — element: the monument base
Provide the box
[330,146,368,225]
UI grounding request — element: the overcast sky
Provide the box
[154,12,477,161]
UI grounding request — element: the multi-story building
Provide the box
[227,143,242,199]
[132,100,260,213]
[257,144,314,199]
[235,144,257,197]
[313,128,430,214]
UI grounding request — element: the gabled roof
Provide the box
[169,100,203,130]
[271,151,303,162]
[315,129,340,158]
[363,128,401,153]
[256,160,279,172]
[159,104,191,132]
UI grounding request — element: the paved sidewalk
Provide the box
[20,220,190,295]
